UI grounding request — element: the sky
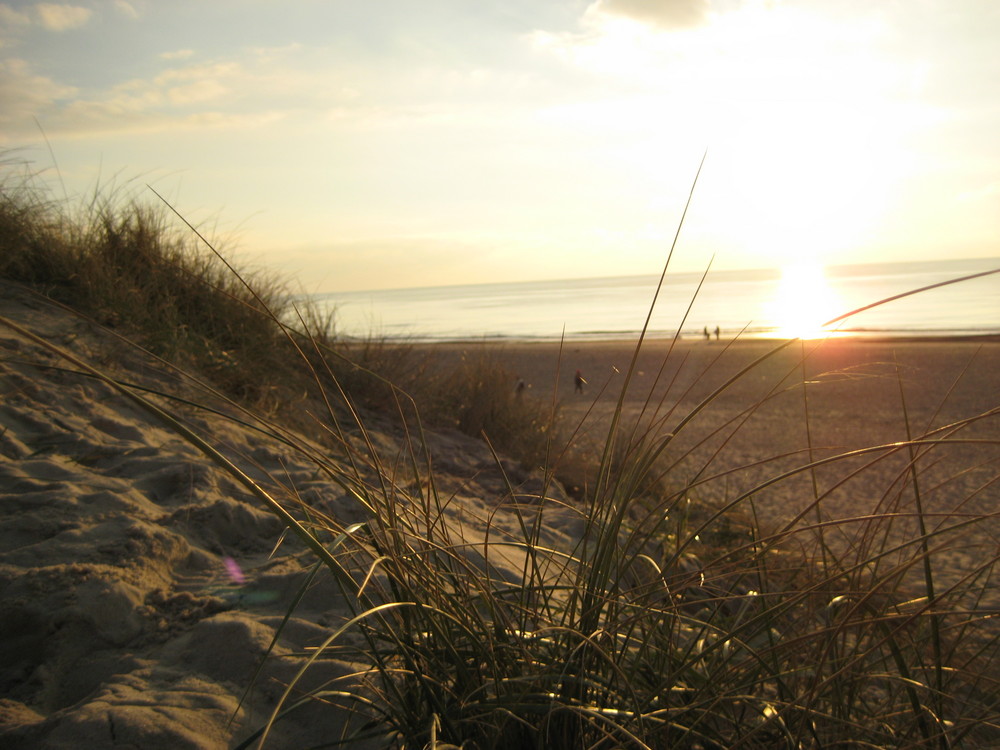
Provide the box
[2,0,999,292]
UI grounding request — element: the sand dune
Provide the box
[0,283,575,748]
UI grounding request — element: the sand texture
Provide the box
[1,280,999,748]
[0,283,576,749]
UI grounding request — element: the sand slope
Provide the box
[0,282,575,749]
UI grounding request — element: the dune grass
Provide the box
[0,159,550,466]
[0,161,305,404]
[246,292,1000,747]
[3,159,1000,748]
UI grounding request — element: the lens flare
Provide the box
[223,556,246,585]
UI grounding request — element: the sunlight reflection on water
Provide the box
[318,258,1000,341]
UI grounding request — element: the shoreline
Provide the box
[324,257,1000,344]
[346,330,1000,347]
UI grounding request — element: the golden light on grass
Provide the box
[767,261,842,339]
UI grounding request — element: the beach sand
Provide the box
[426,335,1000,582]
[427,334,1000,466]
[0,282,580,749]
[1,280,998,748]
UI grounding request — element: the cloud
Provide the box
[35,3,92,31]
[249,42,303,64]
[159,49,196,61]
[0,56,232,137]
[164,79,228,107]
[0,5,31,29]
[3,38,482,142]
[153,61,240,104]
[53,61,243,130]
[1,55,300,138]
[590,0,710,30]
[112,0,139,20]
[0,58,78,138]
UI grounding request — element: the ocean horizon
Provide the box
[315,257,1000,343]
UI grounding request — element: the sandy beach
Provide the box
[426,334,1000,457]
[2,280,999,748]
[427,334,1000,549]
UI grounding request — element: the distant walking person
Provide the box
[714,325,720,340]
[703,326,710,341]
[574,369,586,394]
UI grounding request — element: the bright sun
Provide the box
[766,262,843,339]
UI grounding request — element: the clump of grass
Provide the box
[0,158,557,466]
[5,156,1000,748]
[0,160,300,407]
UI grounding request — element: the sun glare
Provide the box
[767,262,842,339]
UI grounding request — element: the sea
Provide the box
[315,257,1000,342]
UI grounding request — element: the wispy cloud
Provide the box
[0,1,95,40]
[159,49,195,61]
[35,3,93,32]
[0,58,78,139]
[248,43,303,64]
[154,61,240,105]
[590,0,711,30]
[3,55,301,138]
[18,42,503,138]
[0,5,32,29]
[54,62,244,133]
[112,0,139,20]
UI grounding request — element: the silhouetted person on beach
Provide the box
[714,325,720,340]
[574,369,586,393]
[703,326,710,341]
